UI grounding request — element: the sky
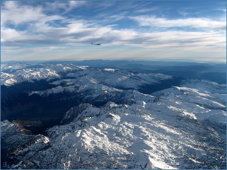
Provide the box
[1,1,226,63]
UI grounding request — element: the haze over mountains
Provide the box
[1,60,226,169]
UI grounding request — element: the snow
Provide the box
[6,89,224,169]
[104,68,116,72]
[1,63,226,169]
[3,103,226,168]
[1,63,87,86]
[64,67,172,90]
[5,78,18,86]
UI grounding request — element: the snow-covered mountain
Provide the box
[1,63,226,169]
[1,63,87,86]
[1,63,172,88]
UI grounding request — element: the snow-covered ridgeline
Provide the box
[2,63,172,87]
[26,69,173,97]
[1,77,226,169]
[1,63,226,169]
[3,98,225,169]
[1,63,88,86]
[1,63,28,71]
[28,77,123,97]
[1,68,60,86]
[66,68,172,89]
[28,76,226,124]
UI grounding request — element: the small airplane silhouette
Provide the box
[91,42,103,45]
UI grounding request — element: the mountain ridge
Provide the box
[1,62,226,169]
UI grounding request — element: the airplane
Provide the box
[91,42,103,45]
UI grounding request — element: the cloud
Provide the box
[44,1,86,13]
[92,1,153,15]
[2,18,225,53]
[110,31,225,52]
[1,1,225,55]
[1,1,86,27]
[115,1,153,11]
[215,9,226,12]
[91,1,116,12]
[2,1,43,26]
[2,46,68,53]
[134,7,158,13]
[130,15,226,30]
[92,12,129,26]
[178,11,189,16]
[1,1,64,27]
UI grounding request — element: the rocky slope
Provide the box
[1,65,226,169]
[1,63,179,133]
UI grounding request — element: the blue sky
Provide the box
[1,1,226,63]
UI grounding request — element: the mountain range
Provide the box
[1,62,226,169]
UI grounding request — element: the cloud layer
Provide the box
[1,1,226,62]
[130,15,226,30]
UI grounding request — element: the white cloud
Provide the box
[178,11,189,16]
[2,46,68,53]
[91,1,116,11]
[1,27,47,46]
[1,1,86,28]
[1,1,225,55]
[1,1,64,27]
[44,1,86,13]
[2,19,225,53]
[112,31,225,52]
[130,15,226,30]
[215,9,226,12]
[134,7,158,13]
[2,1,43,26]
